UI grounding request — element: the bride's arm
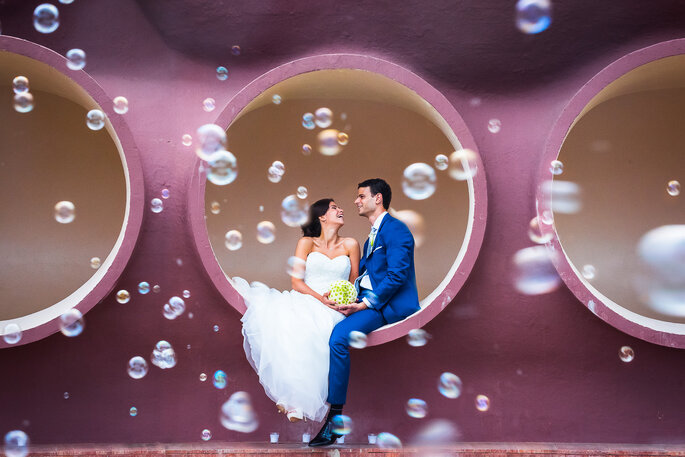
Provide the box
[291,237,337,308]
[345,238,361,284]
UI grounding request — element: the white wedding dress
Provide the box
[232,251,349,422]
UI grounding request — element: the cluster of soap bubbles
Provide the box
[12,76,34,113]
[151,340,177,369]
[163,296,186,320]
[220,391,259,433]
[300,107,350,157]
[402,148,479,200]
[195,125,238,185]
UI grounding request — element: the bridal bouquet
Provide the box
[327,280,357,306]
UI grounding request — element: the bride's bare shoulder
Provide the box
[297,237,315,248]
[342,237,360,248]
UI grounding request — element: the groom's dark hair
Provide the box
[358,178,391,210]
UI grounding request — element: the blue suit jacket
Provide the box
[358,214,421,324]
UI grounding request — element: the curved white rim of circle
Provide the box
[537,39,685,348]
[189,53,488,346]
[0,36,144,347]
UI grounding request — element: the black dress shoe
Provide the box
[308,418,341,447]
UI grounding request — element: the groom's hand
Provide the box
[338,301,368,316]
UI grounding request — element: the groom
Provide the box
[309,178,421,447]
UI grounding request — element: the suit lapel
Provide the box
[366,214,392,260]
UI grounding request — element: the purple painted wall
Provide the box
[1,0,685,446]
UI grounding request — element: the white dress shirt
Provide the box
[359,211,387,307]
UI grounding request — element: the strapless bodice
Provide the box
[304,252,352,295]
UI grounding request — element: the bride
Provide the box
[232,198,361,422]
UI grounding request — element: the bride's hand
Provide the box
[320,292,337,307]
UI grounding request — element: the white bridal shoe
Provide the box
[286,408,304,422]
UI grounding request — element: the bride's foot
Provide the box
[287,408,303,422]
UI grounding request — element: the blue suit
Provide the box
[327,214,420,405]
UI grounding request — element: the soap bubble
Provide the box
[113,96,129,114]
[161,188,170,199]
[302,144,312,155]
[448,149,479,181]
[475,395,490,412]
[549,159,564,175]
[199,373,207,382]
[302,113,315,130]
[86,109,105,130]
[183,290,190,298]
[4,430,29,457]
[280,195,308,227]
[487,119,501,133]
[581,264,596,280]
[287,256,306,279]
[3,323,22,345]
[216,66,229,81]
[512,246,561,295]
[540,180,582,214]
[377,432,402,449]
[516,0,552,34]
[331,415,353,435]
[619,346,634,363]
[337,132,349,146]
[12,76,29,94]
[210,201,221,214]
[256,221,276,244]
[150,198,163,213]
[54,201,75,223]
[203,98,216,112]
[196,124,227,160]
[213,325,220,332]
[59,0,74,3]
[271,94,282,105]
[213,370,227,389]
[90,257,101,269]
[182,134,192,146]
[201,429,211,441]
[271,160,285,176]
[153,285,161,293]
[438,372,462,399]
[315,107,333,128]
[317,129,341,156]
[127,356,148,379]
[267,166,282,183]
[163,296,186,320]
[406,398,428,418]
[33,3,59,33]
[151,340,177,369]
[231,45,241,56]
[348,330,367,349]
[434,154,449,171]
[528,216,553,244]
[13,93,34,113]
[296,186,308,199]
[59,308,84,337]
[667,180,681,196]
[402,163,436,200]
[220,391,259,433]
[406,328,430,347]
[63,392,69,399]
[225,230,243,251]
[116,290,130,304]
[412,419,461,445]
[66,48,86,70]
[129,407,138,417]
[635,225,685,316]
[206,150,238,186]
[389,208,426,247]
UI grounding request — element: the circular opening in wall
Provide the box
[0,37,143,347]
[190,55,487,345]
[539,41,685,347]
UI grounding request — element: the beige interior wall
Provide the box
[0,88,126,320]
[206,72,470,299]
[556,88,685,322]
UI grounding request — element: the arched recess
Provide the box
[0,36,144,347]
[538,39,685,348]
[189,54,487,345]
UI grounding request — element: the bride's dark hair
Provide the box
[301,198,334,237]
